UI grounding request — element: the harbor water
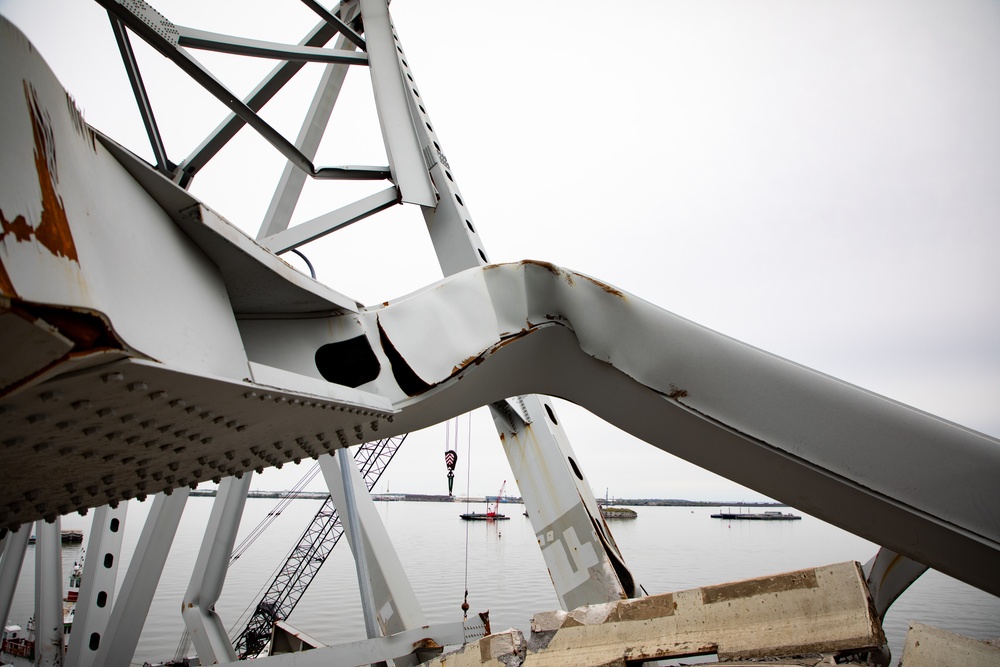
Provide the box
[8,498,1000,665]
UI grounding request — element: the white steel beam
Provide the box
[492,399,637,609]
[182,475,251,665]
[94,490,189,667]
[257,31,358,240]
[34,518,64,667]
[66,503,128,667]
[263,186,399,253]
[176,26,368,65]
[0,524,30,633]
[385,21,637,606]
[321,452,427,637]
[358,0,436,205]
[864,547,929,620]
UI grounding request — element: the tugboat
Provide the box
[2,551,83,665]
[460,481,511,521]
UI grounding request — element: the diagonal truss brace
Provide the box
[97,0,390,183]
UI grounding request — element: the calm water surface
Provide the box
[9,499,999,665]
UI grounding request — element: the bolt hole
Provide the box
[89,633,100,651]
[544,404,558,424]
[568,456,584,481]
[478,249,487,263]
[103,553,113,568]
[466,219,475,233]
[96,591,108,608]
[109,518,119,532]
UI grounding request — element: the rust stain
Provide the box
[0,260,16,297]
[579,273,626,299]
[667,384,688,400]
[521,259,562,277]
[701,568,819,605]
[21,81,78,263]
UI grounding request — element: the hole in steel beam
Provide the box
[568,456,584,481]
[544,404,558,424]
[315,335,381,388]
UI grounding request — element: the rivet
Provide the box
[163,485,173,494]
[201,437,213,445]
[120,413,136,423]
[170,399,186,408]
[86,485,98,496]
[213,416,225,424]
[102,474,114,485]
[136,493,147,501]
[141,419,157,429]
[105,432,121,441]
[77,508,88,516]
[122,456,135,464]
[125,436,139,444]
[72,400,92,410]
[243,392,257,399]
[64,482,78,493]
[173,430,187,438]
[23,490,38,501]
[212,476,221,484]
[83,427,98,436]
[97,408,115,417]
[56,420,74,430]
[199,412,212,420]
[168,462,179,471]
[102,372,124,383]
[296,437,307,445]
[151,472,162,481]
[33,442,49,452]
[236,425,246,432]
[225,421,236,429]
[27,413,48,424]
[70,495,81,505]
[197,457,207,465]
[81,450,95,459]
[59,446,73,455]
[103,454,116,462]
[149,391,167,401]
[40,390,63,402]
[241,459,251,467]
[174,446,186,454]
[224,451,234,460]
[272,442,282,450]
[57,504,69,515]
[128,381,148,392]
[3,437,23,449]
[191,469,201,477]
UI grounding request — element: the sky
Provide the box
[2,0,999,503]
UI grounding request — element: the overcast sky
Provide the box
[3,0,998,503]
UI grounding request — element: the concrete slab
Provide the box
[900,622,1000,666]
[425,561,883,667]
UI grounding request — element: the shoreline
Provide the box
[187,489,785,507]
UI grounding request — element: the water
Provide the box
[8,498,999,665]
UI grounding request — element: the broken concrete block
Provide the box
[900,621,1000,666]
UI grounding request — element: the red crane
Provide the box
[488,480,507,517]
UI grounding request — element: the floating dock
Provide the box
[711,511,801,521]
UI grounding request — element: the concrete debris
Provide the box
[424,562,885,666]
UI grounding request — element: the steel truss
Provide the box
[233,434,405,659]
[1,2,999,666]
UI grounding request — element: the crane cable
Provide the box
[461,413,472,620]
